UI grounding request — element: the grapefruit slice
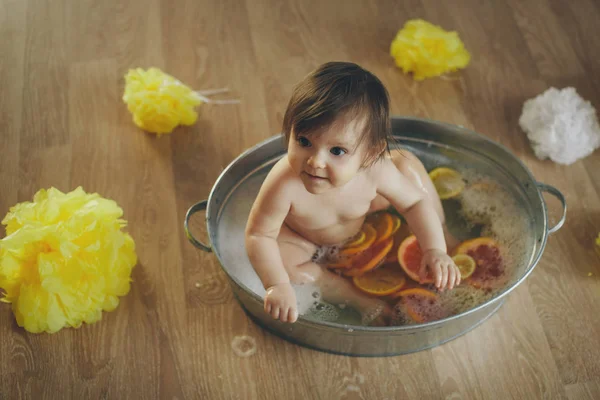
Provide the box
[452,254,476,279]
[395,288,445,323]
[454,237,505,289]
[429,167,465,200]
[397,235,434,283]
[340,224,377,256]
[343,237,394,277]
[352,264,406,296]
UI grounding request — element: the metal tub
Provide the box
[184,117,566,357]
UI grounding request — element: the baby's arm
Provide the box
[245,162,298,322]
[375,163,460,290]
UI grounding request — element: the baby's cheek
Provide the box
[332,170,353,187]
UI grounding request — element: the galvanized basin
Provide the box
[184,117,566,356]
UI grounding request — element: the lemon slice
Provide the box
[429,167,465,199]
[452,254,476,279]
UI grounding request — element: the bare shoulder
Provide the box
[365,155,402,187]
[259,156,301,199]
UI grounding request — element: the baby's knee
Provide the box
[288,262,324,285]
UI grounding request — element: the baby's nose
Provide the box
[307,153,326,169]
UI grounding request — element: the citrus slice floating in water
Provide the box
[352,264,406,296]
[343,237,394,277]
[454,237,505,289]
[397,235,434,283]
[344,230,366,248]
[429,167,465,199]
[340,224,377,256]
[395,288,444,323]
[452,254,477,279]
[385,221,411,263]
[366,212,399,245]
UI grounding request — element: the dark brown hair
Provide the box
[282,62,392,165]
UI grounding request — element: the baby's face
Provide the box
[287,116,370,194]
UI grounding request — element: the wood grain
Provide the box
[1,0,599,398]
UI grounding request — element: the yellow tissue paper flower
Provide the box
[0,187,137,334]
[390,19,471,81]
[123,67,203,135]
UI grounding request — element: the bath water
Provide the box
[214,157,535,327]
[301,168,535,326]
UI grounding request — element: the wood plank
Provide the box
[433,286,565,399]
[0,0,27,384]
[1,0,599,398]
[565,381,600,400]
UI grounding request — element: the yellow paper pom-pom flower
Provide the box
[123,67,239,135]
[0,187,137,333]
[390,19,471,81]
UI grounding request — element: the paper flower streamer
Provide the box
[0,187,137,333]
[122,67,239,135]
[390,19,471,80]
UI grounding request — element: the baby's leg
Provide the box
[278,225,390,325]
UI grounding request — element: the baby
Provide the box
[245,62,460,324]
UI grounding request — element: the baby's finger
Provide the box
[447,263,456,290]
[455,265,462,286]
[439,261,448,290]
[434,261,443,289]
[271,306,280,320]
[265,302,272,314]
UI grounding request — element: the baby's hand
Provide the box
[420,249,461,291]
[264,282,298,323]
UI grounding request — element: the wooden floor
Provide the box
[1,0,599,398]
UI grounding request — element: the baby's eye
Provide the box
[330,147,346,156]
[297,136,311,147]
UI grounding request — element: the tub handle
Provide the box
[184,200,212,252]
[536,182,567,235]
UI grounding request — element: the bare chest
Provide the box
[288,178,377,229]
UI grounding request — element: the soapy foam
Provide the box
[457,170,532,284]
[293,282,322,316]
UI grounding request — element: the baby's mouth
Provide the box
[304,171,328,181]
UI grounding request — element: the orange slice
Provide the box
[343,237,394,277]
[352,264,406,296]
[452,254,476,279]
[428,167,465,200]
[390,214,402,235]
[344,230,366,248]
[366,212,395,244]
[339,224,376,256]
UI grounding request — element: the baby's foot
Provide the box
[358,299,393,326]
